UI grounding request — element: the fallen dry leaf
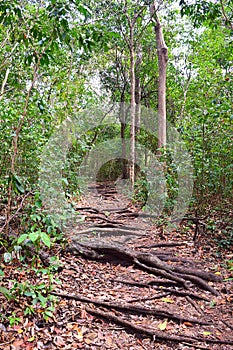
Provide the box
[158,319,168,331]
[161,297,174,303]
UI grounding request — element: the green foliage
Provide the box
[97,159,123,182]
[226,260,233,271]
[223,260,233,281]
[17,193,64,252]
[133,173,148,205]
[0,1,232,320]
[167,22,233,208]
[217,230,233,249]
[0,261,60,324]
[5,278,57,323]
[179,0,233,30]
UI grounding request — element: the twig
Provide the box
[0,191,31,233]
[220,0,233,30]
[186,296,204,315]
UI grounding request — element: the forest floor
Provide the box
[0,182,233,350]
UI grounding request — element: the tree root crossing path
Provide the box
[53,182,233,350]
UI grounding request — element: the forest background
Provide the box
[0,0,232,328]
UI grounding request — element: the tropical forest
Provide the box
[0,0,232,349]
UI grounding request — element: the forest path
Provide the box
[2,182,233,350]
[71,181,154,246]
[53,182,233,349]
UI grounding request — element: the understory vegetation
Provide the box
[0,0,232,346]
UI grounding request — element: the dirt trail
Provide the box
[72,182,153,245]
[1,182,233,350]
[55,182,233,349]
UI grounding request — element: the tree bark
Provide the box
[135,44,142,139]
[120,88,128,179]
[150,3,168,149]
[129,25,136,188]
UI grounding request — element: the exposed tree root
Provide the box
[64,185,232,347]
[111,278,179,288]
[116,212,158,219]
[126,292,171,303]
[186,296,204,315]
[63,185,232,347]
[159,288,210,301]
[133,258,189,288]
[68,240,221,295]
[112,279,210,301]
[84,307,233,346]
[85,215,122,225]
[75,227,144,238]
[137,242,187,248]
[51,291,210,325]
[154,254,195,266]
[136,252,220,282]
[93,223,142,231]
[75,207,101,214]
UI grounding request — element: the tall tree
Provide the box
[150,1,168,149]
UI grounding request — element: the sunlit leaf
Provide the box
[158,319,167,331]
[161,297,174,303]
[203,331,212,336]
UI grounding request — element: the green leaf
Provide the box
[41,232,51,248]
[29,232,39,242]
[62,177,69,186]
[44,310,53,318]
[0,286,11,299]
[31,214,41,222]
[18,234,28,244]
[12,174,25,194]
[37,292,47,306]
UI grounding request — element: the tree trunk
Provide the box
[129,26,136,188]
[150,3,168,149]
[120,87,128,179]
[135,45,142,139]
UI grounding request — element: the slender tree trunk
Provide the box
[180,71,191,120]
[123,4,146,187]
[120,87,128,179]
[135,45,142,139]
[0,68,10,101]
[129,26,136,188]
[150,3,168,149]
